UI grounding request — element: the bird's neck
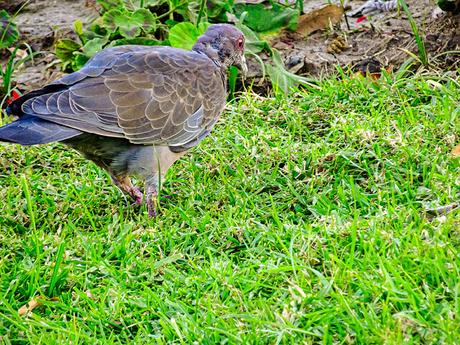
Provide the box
[192,42,228,70]
[193,43,228,86]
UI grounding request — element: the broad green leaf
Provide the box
[235,22,270,54]
[233,3,299,33]
[266,49,317,93]
[73,19,87,44]
[82,37,108,58]
[0,10,19,49]
[74,20,84,38]
[103,9,124,32]
[55,39,82,62]
[234,18,314,93]
[96,0,125,12]
[168,22,210,50]
[102,8,156,38]
[168,0,200,23]
[84,23,108,41]
[207,0,233,20]
[72,53,90,71]
[129,9,156,33]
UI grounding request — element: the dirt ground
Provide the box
[270,0,460,78]
[3,0,460,93]
[7,0,97,90]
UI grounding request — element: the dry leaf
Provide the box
[295,5,344,37]
[18,297,43,316]
[17,296,59,316]
[451,144,460,157]
[327,35,349,54]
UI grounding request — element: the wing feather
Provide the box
[21,45,226,147]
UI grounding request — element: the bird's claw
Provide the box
[129,187,143,205]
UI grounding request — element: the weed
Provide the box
[399,0,428,66]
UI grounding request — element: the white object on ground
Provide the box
[348,0,398,17]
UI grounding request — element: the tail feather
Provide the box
[0,116,82,145]
[1,83,82,145]
[6,84,67,117]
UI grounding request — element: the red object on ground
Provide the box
[356,15,367,23]
[6,90,21,105]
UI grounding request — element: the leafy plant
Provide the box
[236,18,316,94]
[399,0,428,66]
[55,0,312,93]
[102,8,156,38]
[168,21,209,50]
[233,2,298,33]
[0,10,19,49]
[0,46,33,121]
[0,7,32,118]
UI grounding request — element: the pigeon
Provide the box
[0,24,247,217]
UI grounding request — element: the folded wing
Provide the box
[20,46,226,149]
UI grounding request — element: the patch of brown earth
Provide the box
[4,0,460,95]
[3,0,97,91]
[267,0,459,78]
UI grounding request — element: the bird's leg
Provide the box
[111,175,143,205]
[143,146,186,217]
[145,174,160,218]
[128,185,144,205]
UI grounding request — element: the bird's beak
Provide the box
[235,54,248,78]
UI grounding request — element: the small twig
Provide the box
[340,0,351,30]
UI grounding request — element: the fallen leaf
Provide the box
[327,35,349,54]
[295,4,343,37]
[451,144,460,157]
[18,297,43,316]
[17,296,59,316]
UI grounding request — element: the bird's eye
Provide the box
[236,38,244,50]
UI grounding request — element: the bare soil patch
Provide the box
[4,0,97,90]
[270,1,460,77]
[3,0,459,94]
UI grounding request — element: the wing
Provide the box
[21,46,227,148]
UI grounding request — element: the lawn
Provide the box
[0,70,459,344]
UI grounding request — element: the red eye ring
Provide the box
[236,38,244,50]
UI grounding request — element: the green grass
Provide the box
[0,71,459,344]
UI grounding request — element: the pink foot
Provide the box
[130,187,143,205]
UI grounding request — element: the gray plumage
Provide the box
[0,24,247,217]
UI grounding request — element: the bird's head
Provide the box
[192,24,247,76]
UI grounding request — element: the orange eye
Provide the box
[236,38,244,50]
